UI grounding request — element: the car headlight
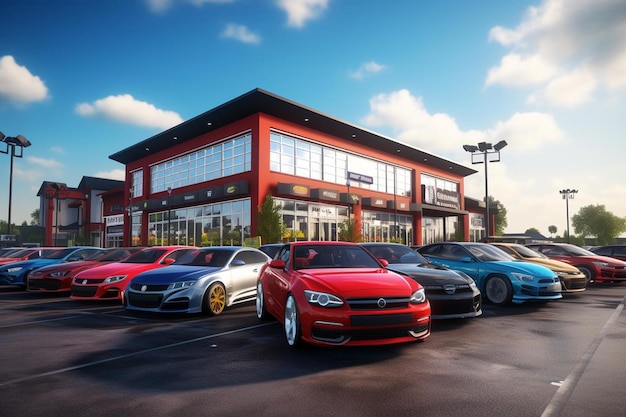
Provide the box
[304,290,343,307]
[49,271,68,277]
[468,279,479,291]
[511,272,535,282]
[592,261,610,268]
[410,288,427,304]
[7,266,23,273]
[168,281,196,290]
[103,275,127,283]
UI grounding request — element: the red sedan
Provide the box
[0,247,61,266]
[70,246,197,301]
[27,248,142,293]
[256,241,431,347]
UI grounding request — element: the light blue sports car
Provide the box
[417,242,562,305]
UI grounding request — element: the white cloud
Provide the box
[349,61,386,80]
[75,94,183,129]
[27,156,63,169]
[486,0,626,106]
[0,55,49,105]
[361,89,563,155]
[93,169,126,181]
[49,146,65,154]
[485,53,558,86]
[220,23,261,44]
[275,0,329,28]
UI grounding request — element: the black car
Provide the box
[589,245,626,262]
[359,243,482,319]
[257,243,283,259]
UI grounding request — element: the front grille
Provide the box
[28,279,63,291]
[430,296,480,316]
[311,322,430,343]
[424,284,473,296]
[128,292,163,308]
[351,313,413,326]
[71,285,98,297]
[561,277,586,290]
[129,283,170,291]
[74,278,106,284]
[346,297,409,310]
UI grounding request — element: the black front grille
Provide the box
[429,297,480,316]
[28,279,63,290]
[128,292,163,308]
[351,313,413,326]
[346,297,409,310]
[71,285,98,297]
[129,283,170,291]
[312,322,429,343]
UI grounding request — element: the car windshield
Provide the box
[99,248,140,262]
[362,244,428,265]
[563,244,596,256]
[121,249,167,264]
[42,248,77,259]
[174,249,233,267]
[293,244,381,269]
[84,249,111,260]
[466,244,516,262]
[511,244,546,259]
[5,249,34,258]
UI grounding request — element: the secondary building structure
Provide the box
[108,88,483,247]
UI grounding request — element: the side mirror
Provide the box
[379,259,389,267]
[459,256,473,263]
[230,259,245,267]
[269,259,286,269]
[162,257,176,265]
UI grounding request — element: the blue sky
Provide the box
[1,0,625,237]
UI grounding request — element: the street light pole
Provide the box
[167,187,172,245]
[463,140,507,242]
[559,189,578,243]
[0,132,32,234]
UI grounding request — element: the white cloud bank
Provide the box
[220,23,261,44]
[275,0,329,28]
[0,55,49,105]
[75,94,184,129]
[486,0,626,107]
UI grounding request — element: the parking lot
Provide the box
[0,283,625,417]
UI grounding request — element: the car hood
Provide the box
[299,268,416,296]
[485,260,555,276]
[520,258,581,272]
[579,255,626,266]
[0,258,59,270]
[30,260,96,273]
[131,265,222,284]
[75,262,161,278]
[385,264,472,285]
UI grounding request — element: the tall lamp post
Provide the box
[559,189,578,243]
[167,187,172,245]
[463,140,507,242]
[0,132,32,234]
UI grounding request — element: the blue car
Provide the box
[417,242,562,305]
[0,246,102,288]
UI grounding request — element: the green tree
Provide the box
[571,204,626,245]
[548,225,557,237]
[256,194,285,244]
[0,220,19,235]
[525,227,540,235]
[30,209,40,226]
[489,196,508,235]
[338,218,361,242]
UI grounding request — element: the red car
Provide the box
[70,246,197,301]
[256,241,431,347]
[0,247,61,266]
[27,248,142,293]
[526,243,626,284]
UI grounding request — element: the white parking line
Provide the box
[541,293,626,417]
[0,322,277,388]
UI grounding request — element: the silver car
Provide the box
[124,247,271,315]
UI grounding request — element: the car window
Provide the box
[234,250,269,265]
[592,247,611,256]
[614,247,626,256]
[122,249,167,263]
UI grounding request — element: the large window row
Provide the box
[151,133,252,193]
[148,198,251,247]
[270,131,412,197]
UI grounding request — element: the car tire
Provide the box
[577,266,594,285]
[204,282,226,316]
[484,275,513,305]
[284,294,302,347]
[256,281,269,320]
